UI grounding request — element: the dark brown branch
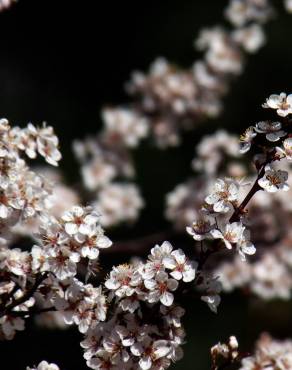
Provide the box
[229,165,266,223]
[230,149,278,223]
[0,272,50,318]
[198,156,274,272]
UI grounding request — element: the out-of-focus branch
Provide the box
[104,229,177,255]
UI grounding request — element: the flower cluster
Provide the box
[27,361,60,370]
[185,177,256,262]
[166,91,292,305]
[239,333,292,370]
[192,130,240,176]
[166,129,248,232]
[71,0,283,230]
[73,137,134,191]
[165,178,207,230]
[81,241,197,370]
[225,0,273,27]
[211,336,239,370]
[73,135,144,228]
[102,107,149,148]
[92,183,144,227]
[0,119,62,245]
[0,205,112,340]
[37,205,112,279]
[0,119,112,342]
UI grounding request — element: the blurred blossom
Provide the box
[239,333,292,370]
[26,361,60,370]
[0,0,16,12]
[284,0,292,12]
[165,178,208,230]
[225,0,273,27]
[231,24,266,53]
[251,253,292,300]
[92,183,144,227]
[102,107,149,148]
[192,130,240,176]
[196,27,243,74]
[73,137,134,191]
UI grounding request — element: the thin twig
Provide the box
[0,272,50,318]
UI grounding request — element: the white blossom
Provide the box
[210,222,245,250]
[144,271,179,306]
[105,264,141,298]
[131,337,170,370]
[263,92,292,117]
[255,121,286,142]
[239,126,257,153]
[277,137,292,161]
[225,0,273,27]
[93,183,144,227]
[251,254,292,300]
[102,107,149,147]
[186,216,214,241]
[232,24,266,53]
[205,178,239,213]
[163,249,197,282]
[62,206,99,236]
[258,168,289,192]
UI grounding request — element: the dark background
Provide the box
[1,0,292,369]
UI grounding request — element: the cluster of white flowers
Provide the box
[192,130,240,176]
[0,119,113,342]
[0,118,225,368]
[0,119,64,339]
[0,119,62,246]
[102,108,149,148]
[211,336,239,369]
[127,6,269,148]
[185,177,256,261]
[212,333,292,370]
[263,92,292,117]
[26,361,60,370]
[44,277,108,334]
[166,129,249,232]
[225,0,273,27]
[215,187,292,299]
[216,250,292,300]
[72,0,284,231]
[210,96,292,301]
[239,333,292,370]
[37,205,112,278]
[165,178,208,230]
[80,241,198,370]
[0,205,112,340]
[73,133,145,228]
[92,183,144,227]
[73,137,134,191]
[166,92,292,305]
